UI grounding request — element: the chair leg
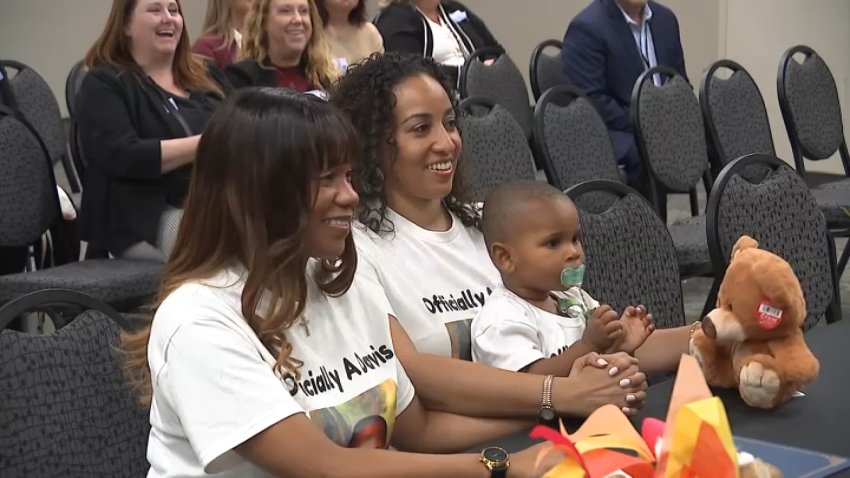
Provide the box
[836,236,850,278]
[689,189,699,217]
[700,278,721,320]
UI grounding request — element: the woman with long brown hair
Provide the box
[129,88,642,477]
[76,0,230,261]
[225,0,337,92]
[192,0,254,68]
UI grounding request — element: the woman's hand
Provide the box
[554,352,648,417]
[509,442,565,478]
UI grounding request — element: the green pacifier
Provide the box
[560,264,586,288]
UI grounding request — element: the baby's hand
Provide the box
[616,305,655,354]
[583,305,623,352]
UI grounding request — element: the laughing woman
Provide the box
[225,0,337,93]
[77,0,229,261]
[124,87,606,477]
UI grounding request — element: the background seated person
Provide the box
[226,0,337,93]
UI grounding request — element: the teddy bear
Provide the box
[689,235,820,409]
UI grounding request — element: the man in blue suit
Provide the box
[562,0,686,194]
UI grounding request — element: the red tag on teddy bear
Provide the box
[756,300,784,329]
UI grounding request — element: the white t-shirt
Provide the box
[146,263,415,477]
[354,209,500,360]
[471,285,599,372]
[423,14,466,67]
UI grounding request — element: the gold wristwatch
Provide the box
[480,446,510,477]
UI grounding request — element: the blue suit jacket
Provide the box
[561,0,686,159]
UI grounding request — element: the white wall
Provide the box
[722,0,850,173]
[0,0,208,117]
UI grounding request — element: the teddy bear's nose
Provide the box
[701,317,717,339]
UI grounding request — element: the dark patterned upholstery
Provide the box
[0,115,56,246]
[460,104,536,201]
[576,191,686,329]
[704,68,774,182]
[0,310,150,476]
[463,54,533,139]
[782,53,844,161]
[0,111,161,311]
[668,216,711,273]
[714,167,834,330]
[636,75,710,192]
[0,259,162,308]
[538,95,620,212]
[6,64,67,166]
[531,42,564,100]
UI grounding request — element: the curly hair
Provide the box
[330,52,479,235]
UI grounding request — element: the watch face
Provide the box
[483,447,508,463]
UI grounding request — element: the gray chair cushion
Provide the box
[637,76,710,192]
[464,55,533,139]
[0,115,56,246]
[9,66,67,166]
[534,50,564,98]
[810,188,850,226]
[579,193,686,329]
[460,104,536,201]
[0,310,150,476]
[783,54,845,160]
[667,216,710,274]
[706,69,775,166]
[714,167,834,330]
[0,259,161,309]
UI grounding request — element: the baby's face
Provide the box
[507,197,584,293]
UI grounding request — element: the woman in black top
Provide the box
[76,0,230,261]
[375,0,501,85]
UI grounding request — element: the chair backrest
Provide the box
[460,47,533,139]
[0,108,59,247]
[65,60,88,120]
[1,61,67,166]
[534,85,621,212]
[0,308,150,475]
[458,97,536,202]
[566,180,686,329]
[0,63,17,109]
[706,154,839,330]
[777,45,849,175]
[700,60,775,176]
[529,39,564,100]
[632,66,710,194]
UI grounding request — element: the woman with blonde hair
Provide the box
[129,87,647,477]
[226,0,337,92]
[192,0,254,68]
[76,0,230,261]
[316,0,383,73]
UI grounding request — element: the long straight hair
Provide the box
[85,0,223,95]
[240,0,338,89]
[200,0,240,50]
[122,88,359,404]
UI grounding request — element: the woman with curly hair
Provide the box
[127,87,634,477]
[332,52,491,361]
[226,0,337,92]
[330,51,648,428]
